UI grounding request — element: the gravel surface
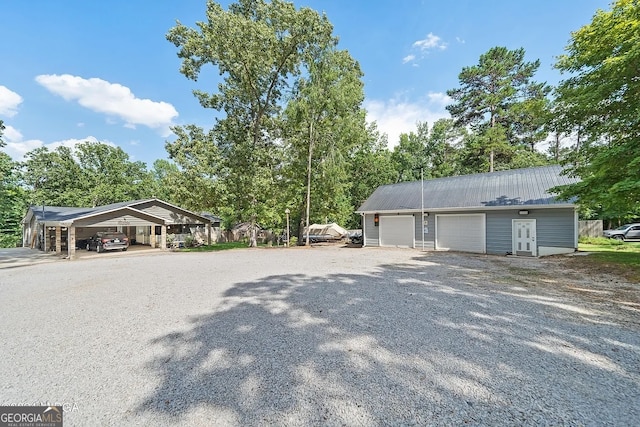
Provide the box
[1,247,638,426]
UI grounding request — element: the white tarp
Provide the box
[304,223,348,239]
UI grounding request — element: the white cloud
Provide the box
[3,124,23,142]
[47,136,116,152]
[402,54,416,64]
[0,86,23,117]
[35,74,178,136]
[403,33,447,65]
[2,127,115,160]
[364,93,452,148]
[413,33,447,51]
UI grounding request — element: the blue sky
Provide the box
[0,0,610,166]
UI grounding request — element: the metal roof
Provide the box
[28,199,212,224]
[356,165,579,212]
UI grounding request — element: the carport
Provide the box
[22,199,213,260]
[63,207,168,259]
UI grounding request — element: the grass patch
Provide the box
[577,240,640,281]
[179,242,265,252]
[579,236,626,246]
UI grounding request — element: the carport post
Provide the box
[55,227,62,254]
[68,226,76,260]
[149,226,155,248]
[160,225,167,250]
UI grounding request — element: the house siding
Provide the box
[363,213,379,246]
[74,213,161,228]
[415,213,435,250]
[134,202,204,225]
[365,212,435,249]
[486,208,576,255]
[364,208,576,255]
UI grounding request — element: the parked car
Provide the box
[603,223,640,241]
[76,238,89,249]
[349,232,363,245]
[87,232,129,252]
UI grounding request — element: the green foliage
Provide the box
[283,47,366,242]
[425,119,465,178]
[578,236,624,246]
[346,124,396,228]
[0,151,26,247]
[168,0,336,246]
[21,141,153,207]
[391,119,469,181]
[179,241,257,252]
[578,242,640,280]
[391,123,428,182]
[553,0,640,219]
[163,125,226,213]
[447,46,551,171]
[0,119,5,148]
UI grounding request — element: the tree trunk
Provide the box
[305,122,314,246]
[489,113,495,172]
[249,198,257,247]
[489,150,494,173]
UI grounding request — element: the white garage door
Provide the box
[380,215,415,248]
[436,214,486,253]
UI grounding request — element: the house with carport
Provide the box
[22,199,214,259]
[356,165,580,256]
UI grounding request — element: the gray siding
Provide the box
[414,213,435,250]
[74,212,161,228]
[534,208,577,248]
[366,208,576,254]
[364,213,379,246]
[486,208,576,255]
[135,202,204,224]
[365,212,436,249]
[486,211,513,254]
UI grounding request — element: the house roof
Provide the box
[356,165,579,213]
[26,198,211,225]
[29,199,152,223]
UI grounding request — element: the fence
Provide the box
[579,220,603,238]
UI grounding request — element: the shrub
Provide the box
[579,236,624,246]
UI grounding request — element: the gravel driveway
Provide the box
[1,247,638,426]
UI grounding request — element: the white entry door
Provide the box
[513,219,537,256]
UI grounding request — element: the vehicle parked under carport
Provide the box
[87,232,129,253]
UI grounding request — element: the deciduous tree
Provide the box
[21,142,152,207]
[284,48,365,244]
[164,125,226,213]
[167,0,335,246]
[553,0,640,219]
[0,149,25,247]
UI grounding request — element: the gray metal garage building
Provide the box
[356,165,580,256]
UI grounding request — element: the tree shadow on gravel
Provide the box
[136,253,640,425]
